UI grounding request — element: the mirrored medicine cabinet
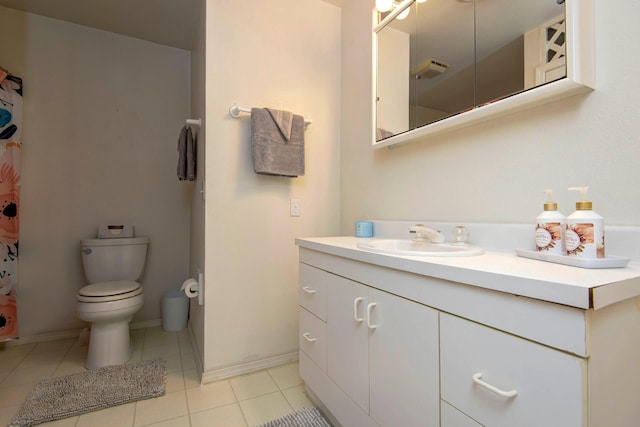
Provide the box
[373,0,595,149]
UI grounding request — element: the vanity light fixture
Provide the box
[376,0,426,20]
[375,0,394,12]
[397,5,410,19]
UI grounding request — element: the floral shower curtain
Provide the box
[0,68,22,341]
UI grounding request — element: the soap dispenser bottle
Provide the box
[535,189,565,254]
[565,186,605,258]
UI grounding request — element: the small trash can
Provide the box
[162,290,189,332]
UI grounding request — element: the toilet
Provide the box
[76,236,149,369]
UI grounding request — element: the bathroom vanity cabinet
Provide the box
[296,237,640,427]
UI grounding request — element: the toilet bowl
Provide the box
[77,237,149,369]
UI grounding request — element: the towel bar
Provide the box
[229,104,312,127]
[186,118,201,126]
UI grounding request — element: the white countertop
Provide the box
[296,236,640,310]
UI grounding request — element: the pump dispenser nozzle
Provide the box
[535,189,565,254]
[543,189,557,211]
[568,186,592,210]
[566,186,604,258]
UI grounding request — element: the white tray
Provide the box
[515,249,630,269]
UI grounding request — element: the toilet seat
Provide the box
[77,280,142,303]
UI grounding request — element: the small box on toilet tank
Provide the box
[98,224,134,239]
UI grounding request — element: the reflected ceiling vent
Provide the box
[411,58,449,79]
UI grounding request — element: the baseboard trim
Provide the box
[1,319,163,348]
[186,322,205,383]
[0,329,85,347]
[131,319,162,329]
[201,351,299,384]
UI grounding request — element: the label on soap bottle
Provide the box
[535,222,563,254]
[566,223,605,258]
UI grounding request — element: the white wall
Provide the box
[201,0,341,376]
[188,0,206,371]
[342,0,640,232]
[0,7,192,338]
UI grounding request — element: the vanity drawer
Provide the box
[299,307,327,372]
[440,313,586,427]
[299,263,328,321]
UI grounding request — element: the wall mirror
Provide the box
[373,0,594,149]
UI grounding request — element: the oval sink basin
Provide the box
[357,239,483,257]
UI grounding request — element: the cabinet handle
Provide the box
[353,297,364,322]
[302,332,317,343]
[472,373,518,398]
[302,286,317,294]
[366,302,377,329]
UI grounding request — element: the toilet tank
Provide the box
[81,237,149,284]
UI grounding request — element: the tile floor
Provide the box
[0,327,315,426]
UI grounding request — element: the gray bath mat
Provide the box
[9,358,166,427]
[256,407,332,427]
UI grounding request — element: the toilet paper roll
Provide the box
[180,278,199,298]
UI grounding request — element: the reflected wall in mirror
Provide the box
[374,0,593,148]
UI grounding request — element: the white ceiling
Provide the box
[0,0,345,51]
[0,0,201,50]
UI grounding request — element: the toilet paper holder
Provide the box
[180,272,203,306]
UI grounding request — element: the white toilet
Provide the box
[77,236,149,369]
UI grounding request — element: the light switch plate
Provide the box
[290,199,301,217]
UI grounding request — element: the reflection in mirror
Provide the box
[376,9,414,141]
[413,0,475,129]
[475,0,566,105]
[375,0,568,143]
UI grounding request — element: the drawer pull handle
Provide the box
[302,287,317,295]
[366,303,377,329]
[302,333,317,343]
[354,297,364,322]
[472,373,518,398]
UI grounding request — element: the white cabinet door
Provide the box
[327,275,370,413]
[369,288,440,427]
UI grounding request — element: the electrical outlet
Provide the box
[290,199,301,217]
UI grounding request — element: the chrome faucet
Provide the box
[409,224,445,243]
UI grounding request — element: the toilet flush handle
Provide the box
[82,248,92,255]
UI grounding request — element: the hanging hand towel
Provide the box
[251,108,304,177]
[266,108,294,141]
[177,125,195,181]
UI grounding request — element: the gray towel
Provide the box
[266,108,294,141]
[251,108,305,177]
[177,125,195,181]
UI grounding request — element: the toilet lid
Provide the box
[77,281,142,303]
